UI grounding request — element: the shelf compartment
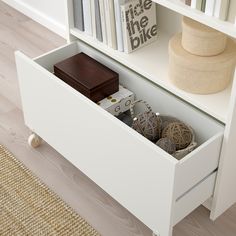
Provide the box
[16,40,224,236]
[70,28,233,123]
[154,0,236,38]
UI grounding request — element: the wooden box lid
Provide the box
[54,53,119,102]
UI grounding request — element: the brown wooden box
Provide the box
[54,53,119,102]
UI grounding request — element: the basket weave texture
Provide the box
[0,145,100,236]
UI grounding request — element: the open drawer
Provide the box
[15,40,224,236]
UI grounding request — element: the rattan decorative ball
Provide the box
[162,122,192,150]
[156,138,176,154]
[132,112,162,141]
[159,115,180,130]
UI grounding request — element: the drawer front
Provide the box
[16,50,177,236]
[173,171,217,225]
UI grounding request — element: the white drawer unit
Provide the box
[16,41,223,236]
[15,1,236,236]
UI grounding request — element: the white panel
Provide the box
[15,51,177,236]
[3,0,67,37]
[173,172,217,225]
[175,133,223,198]
[211,74,236,220]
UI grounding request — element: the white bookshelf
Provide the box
[71,27,232,123]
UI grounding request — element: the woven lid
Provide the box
[169,33,236,71]
[182,17,224,38]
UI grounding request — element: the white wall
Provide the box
[2,0,67,38]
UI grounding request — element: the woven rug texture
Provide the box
[0,144,100,236]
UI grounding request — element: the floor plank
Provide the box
[0,1,236,236]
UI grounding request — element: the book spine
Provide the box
[214,0,229,20]
[82,0,92,35]
[191,0,198,8]
[99,0,107,44]
[91,0,97,38]
[227,0,236,23]
[114,0,124,51]
[201,0,206,12]
[94,0,103,41]
[196,0,203,10]
[121,5,130,53]
[73,0,84,31]
[185,0,192,6]
[104,0,117,49]
[205,0,216,16]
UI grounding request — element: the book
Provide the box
[114,0,129,51]
[99,0,107,44]
[227,0,236,23]
[205,0,216,16]
[191,0,197,8]
[82,0,92,35]
[104,0,117,49]
[91,0,97,39]
[121,0,158,53]
[94,0,103,41]
[196,0,203,10]
[214,0,230,20]
[73,0,84,31]
[191,0,202,9]
[185,0,192,6]
[201,0,206,11]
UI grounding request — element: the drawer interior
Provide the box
[35,41,224,158]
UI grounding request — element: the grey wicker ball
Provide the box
[161,122,193,150]
[132,112,162,141]
[156,137,176,154]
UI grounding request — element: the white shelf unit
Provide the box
[15,1,236,236]
[70,27,233,123]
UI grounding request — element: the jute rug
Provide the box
[0,144,100,236]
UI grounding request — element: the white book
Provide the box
[191,0,198,8]
[227,0,236,23]
[91,0,96,39]
[114,0,129,51]
[104,0,117,49]
[205,0,216,16]
[121,0,158,53]
[99,0,107,44]
[191,0,202,9]
[82,0,92,35]
[214,0,229,20]
[196,0,203,10]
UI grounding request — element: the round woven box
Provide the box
[169,33,236,94]
[182,17,227,56]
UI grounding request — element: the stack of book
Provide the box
[183,0,236,24]
[73,0,158,53]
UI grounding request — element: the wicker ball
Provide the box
[162,122,192,150]
[159,115,180,130]
[132,112,162,141]
[156,138,176,154]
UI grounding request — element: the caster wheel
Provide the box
[28,133,42,148]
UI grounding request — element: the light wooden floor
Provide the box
[0,2,236,235]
